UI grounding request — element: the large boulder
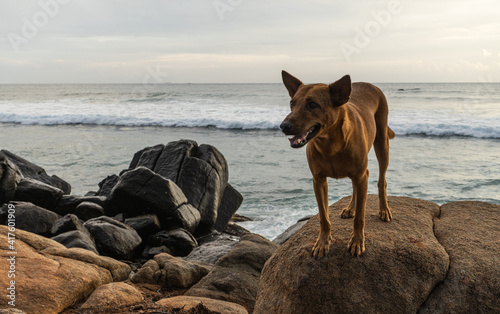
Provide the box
[0,149,71,194]
[186,233,278,313]
[108,166,192,229]
[420,201,500,313]
[129,140,240,235]
[51,230,98,254]
[84,216,142,259]
[0,225,130,313]
[254,195,450,314]
[131,253,211,289]
[14,178,63,211]
[0,201,59,237]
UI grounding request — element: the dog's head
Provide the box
[280,70,351,148]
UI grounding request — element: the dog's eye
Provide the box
[290,100,295,109]
[308,102,320,110]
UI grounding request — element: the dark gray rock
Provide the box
[186,234,278,313]
[51,230,98,254]
[130,144,165,170]
[56,195,107,216]
[75,201,105,221]
[108,167,188,224]
[96,174,119,198]
[272,215,313,245]
[0,149,71,194]
[214,184,243,232]
[185,232,240,265]
[0,201,59,236]
[149,228,198,257]
[14,178,63,211]
[51,213,88,236]
[153,140,198,181]
[178,157,221,234]
[0,155,23,204]
[170,203,201,234]
[124,214,161,238]
[84,216,142,259]
[142,245,171,259]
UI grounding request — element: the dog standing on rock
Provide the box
[280,71,395,257]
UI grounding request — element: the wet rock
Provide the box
[272,215,313,245]
[132,253,211,289]
[186,234,278,313]
[84,216,142,259]
[75,201,105,221]
[420,201,500,313]
[149,228,198,257]
[51,230,98,254]
[254,196,450,314]
[1,201,59,236]
[14,178,63,211]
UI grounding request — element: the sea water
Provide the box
[1,83,499,239]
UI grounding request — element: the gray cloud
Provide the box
[1,0,499,83]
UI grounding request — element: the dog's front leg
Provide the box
[312,176,332,258]
[348,170,369,256]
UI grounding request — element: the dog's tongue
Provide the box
[289,132,309,146]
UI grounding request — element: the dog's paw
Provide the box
[340,207,355,219]
[347,235,365,256]
[378,208,392,222]
[312,235,332,258]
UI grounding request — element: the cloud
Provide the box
[1,0,500,83]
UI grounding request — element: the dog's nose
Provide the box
[280,121,293,134]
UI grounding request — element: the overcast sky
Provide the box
[1,0,499,84]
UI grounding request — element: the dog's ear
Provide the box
[282,70,303,97]
[329,75,351,107]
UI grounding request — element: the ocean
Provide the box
[1,82,499,240]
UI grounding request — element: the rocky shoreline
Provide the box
[1,141,499,313]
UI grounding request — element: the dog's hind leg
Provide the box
[373,123,393,222]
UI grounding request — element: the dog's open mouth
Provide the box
[288,124,321,148]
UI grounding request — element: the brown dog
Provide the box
[280,71,395,257]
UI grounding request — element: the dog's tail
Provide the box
[387,127,395,139]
